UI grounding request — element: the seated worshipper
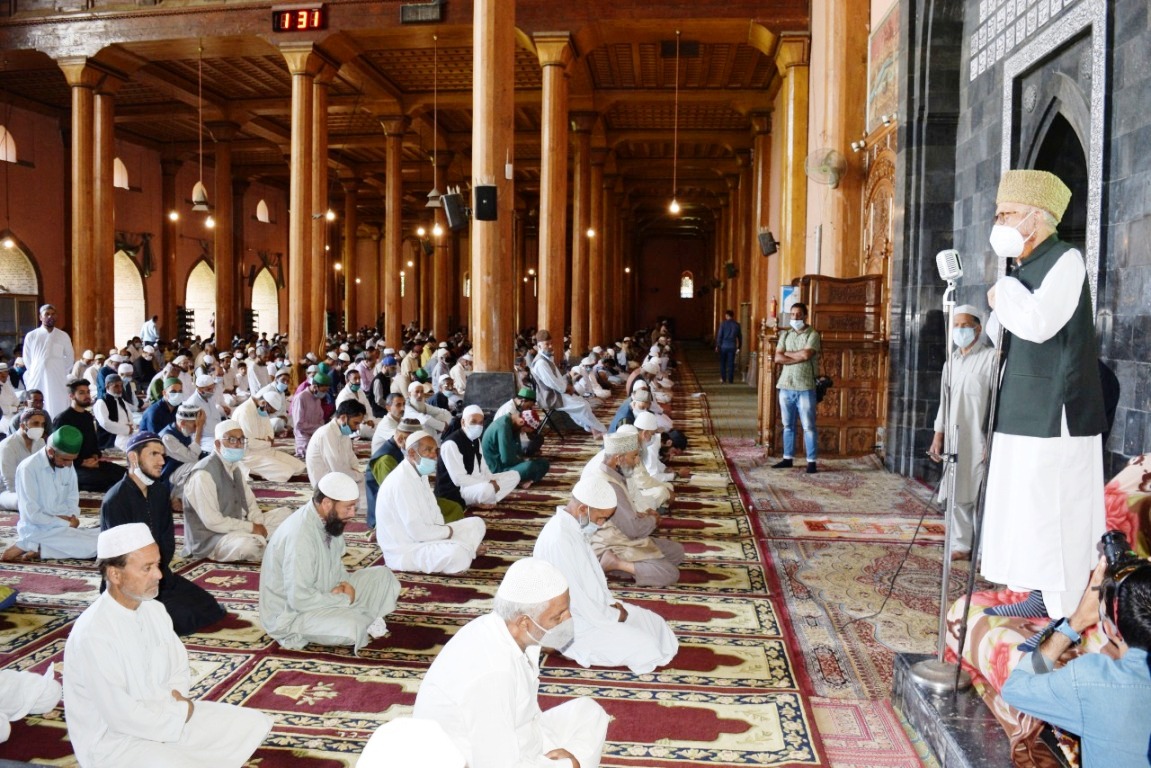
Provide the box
[582,430,684,587]
[529,330,606,435]
[428,375,463,416]
[181,420,293,562]
[634,411,690,481]
[1001,558,1151,767]
[0,408,47,511]
[573,355,610,400]
[599,424,673,513]
[608,388,651,434]
[64,524,272,768]
[413,557,609,768]
[140,377,185,435]
[116,362,141,410]
[100,432,226,635]
[405,381,451,435]
[159,403,208,501]
[481,409,550,489]
[259,472,401,652]
[366,418,463,530]
[448,351,472,395]
[494,386,545,456]
[93,373,136,451]
[0,362,20,436]
[535,474,678,673]
[436,405,520,509]
[3,426,98,562]
[234,389,305,482]
[371,392,408,454]
[369,355,395,418]
[290,371,330,458]
[0,666,60,745]
[5,388,45,435]
[359,717,466,768]
[52,380,126,492]
[375,430,486,574]
[72,348,95,381]
[334,368,376,439]
[183,373,228,451]
[257,373,293,435]
[305,400,367,508]
[427,347,450,387]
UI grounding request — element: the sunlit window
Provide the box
[256,199,271,223]
[113,157,129,189]
[679,271,694,299]
[0,126,16,163]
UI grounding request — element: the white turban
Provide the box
[603,431,638,455]
[97,523,155,560]
[573,475,616,510]
[318,472,359,502]
[633,411,659,431]
[214,419,242,439]
[496,557,568,604]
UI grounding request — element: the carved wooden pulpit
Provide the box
[757,274,888,457]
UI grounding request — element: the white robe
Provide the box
[233,397,305,483]
[982,248,1105,619]
[0,431,42,510]
[15,449,98,559]
[371,414,402,455]
[335,385,376,438]
[534,509,678,673]
[405,401,451,435]
[0,667,60,744]
[529,354,606,433]
[304,421,366,509]
[439,437,519,506]
[375,459,485,574]
[63,591,272,768]
[0,379,20,434]
[22,326,74,419]
[93,395,135,452]
[414,612,608,768]
[182,462,292,562]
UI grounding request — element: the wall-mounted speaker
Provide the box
[758,230,779,256]
[442,193,468,231]
[474,185,497,221]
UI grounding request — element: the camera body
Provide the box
[1099,530,1146,624]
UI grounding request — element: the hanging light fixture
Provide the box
[191,42,211,213]
[668,30,681,216]
[426,34,442,209]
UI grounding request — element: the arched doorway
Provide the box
[185,260,216,340]
[1032,112,1088,253]
[250,267,279,336]
[113,250,145,345]
[0,237,40,354]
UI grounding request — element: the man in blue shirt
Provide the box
[1001,558,1151,767]
[714,309,742,384]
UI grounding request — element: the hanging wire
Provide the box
[432,34,438,190]
[197,42,204,188]
[670,30,681,213]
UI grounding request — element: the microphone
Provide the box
[936,249,963,281]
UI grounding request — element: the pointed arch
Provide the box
[679,270,694,299]
[256,199,271,223]
[0,234,40,353]
[185,260,216,339]
[113,157,129,190]
[462,270,471,298]
[113,250,145,345]
[0,126,16,163]
[251,267,280,336]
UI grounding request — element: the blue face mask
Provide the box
[952,327,976,349]
[221,446,246,463]
[579,510,600,539]
[339,423,353,436]
[276,382,289,393]
[416,455,437,476]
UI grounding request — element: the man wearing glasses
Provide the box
[180,420,292,562]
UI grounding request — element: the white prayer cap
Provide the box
[405,430,435,449]
[633,379,650,390]
[214,419,242,439]
[592,346,604,354]
[438,341,449,349]
[631,389,651,403]
[617,424,639,436]
[97,523,155,560]
[572,474,616,510]
[172,355,190,366]
[460,352,473,361]
[435,348,449,358]
[195,373,215,388]
[203,354,215,365]
[437,374,451,385]
[408,381,427,394]
[306,364,318,374]
[633,411,659,431]
[327,350,338,360]
[82,349,94,360]
[359,718,465,768]
[383,347,396,356]
[176,403,202,420]
[581,355,596,366]
[0,363,8,373]
[604,430,639,455]
[318,472,359,502]
[642,360,660,375]
[142,345,155,355]
[260,390,284,411]
[462,404,484,420]
[496,557,568,604]
[340,343,350,352]
[117,362,134,375]
[338,352,351,362]
[953,304,983,324]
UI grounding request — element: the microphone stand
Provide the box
[909,276,973,693]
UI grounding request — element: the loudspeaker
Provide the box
[421,239,434,256]
[474,185,497,221]
[442,192,468,231]
[724,262,738,278]
[757,230,779,256]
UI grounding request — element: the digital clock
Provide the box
[272,4,327,32]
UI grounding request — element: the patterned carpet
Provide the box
[0,360,827,767]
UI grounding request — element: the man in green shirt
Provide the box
[772,302,822,474]
[481,409,549,489]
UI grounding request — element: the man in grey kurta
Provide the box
[259,472,400,651]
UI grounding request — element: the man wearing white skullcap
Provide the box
[359,718,465,768]
[404,380,451,436]
[580,430,684,588]
[592,424,674,513]
[435,405,520,509]
[928,303,996,562]
[415,557,608,768]
[529,330,607,435]
[64,523,273,767]
[259,472,400,652]
[231,388,306,483]
[534,475,679,673]
[633,410,689,483]
[181,420,293,562]
[375,430,487,574]
[183,373,228,452]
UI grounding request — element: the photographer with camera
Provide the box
[1001,531,1151,767]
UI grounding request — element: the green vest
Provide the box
[994,236,1106,438]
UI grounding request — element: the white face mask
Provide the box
[463,423,483,441]
[131,464,155,487]
[25,426,44,441]
[789,319,806,331]
[988,211,1035,260]
[526,615,575,652]
[952,327,977,349]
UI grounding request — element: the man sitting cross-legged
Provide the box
[436,405,520,510]
[481,408,549,489]
[0,407,48,511]
[260,472,401,652]
[534,474,679,674]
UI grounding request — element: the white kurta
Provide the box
[0,431,42,510]
[182,463,293,562]
[0,379,20,434]
[93,396,135,451]
[184,390,227,452]
[375,459,485,574]
[22,326,74,418]
[534,510,678,673]
[233,397,305,483]
[440,438,519,505]
[641,437,675,483]
[335,385,376,438]
[63,591,272,768]
[0,667,60,743]
[305,421,365,509]
[14,449,97,558]
[414,612,608,768]
[529,355,606,433]
[371,414,402,455]
[982,248,1105,619]
[405,401,451,434]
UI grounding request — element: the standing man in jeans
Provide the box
[772,302,821,474]
[715,309,742,384]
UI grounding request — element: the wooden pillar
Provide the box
[726,174,740,319]
[208,121,239,345]
[231,178,249,335]
[380,116,408,348]
[534,33,574,341]
[470,0,515,371]
[281,45,322,378]
[750,113,773,330]
[59,60,100,353]
[513,209,526,334]
[311,71,332,341]
[613,183,626,338]
[587,153,606,348]
[776,34,811,285]
[160,157,180,337]
[92,82,119,349]
[342,179,359,331]
[599,173,614,340]
[568,113,594,355]
[432,153,453,339]
[417,239,429,330]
